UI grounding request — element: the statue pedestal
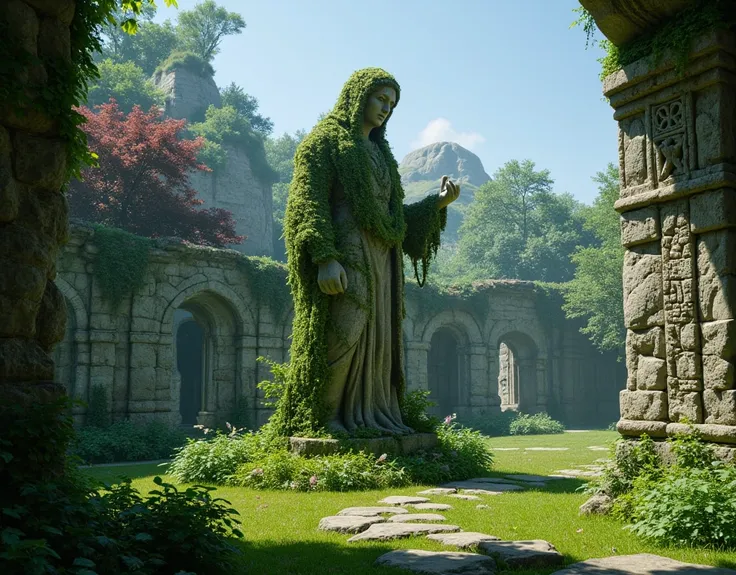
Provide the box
[289,432,438,457]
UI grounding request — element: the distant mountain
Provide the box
[399,142,491,241]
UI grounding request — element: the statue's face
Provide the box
[363,86,397,130]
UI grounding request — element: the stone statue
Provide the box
[276,68,460,437]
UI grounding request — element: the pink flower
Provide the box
[309,475,318,487]
[250,467,264,476]
[377,453,388,463]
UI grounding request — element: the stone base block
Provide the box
[620,390,668,421]
[704,389,736,425]
[289,433,438,457]
[616,419,668,437]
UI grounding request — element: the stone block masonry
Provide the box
[596,21,736,444]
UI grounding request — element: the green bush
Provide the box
[71,420,187,464]
[456,410,517,436]
[402,389,440,433]
[509,412,566,435]
[85,384,110,428]
[169,420,494,491]
[1,394,242,574]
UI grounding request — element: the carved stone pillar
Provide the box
[582,0,736,443]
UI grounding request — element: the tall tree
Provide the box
[563,163,625,352]
[176,0,246,62]
[221,83,273,136]
[265,130,306,261]
[69,101,242,247]
[455,159,591,282]
[86,60,165,113]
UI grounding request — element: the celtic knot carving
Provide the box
[654,100,684,135]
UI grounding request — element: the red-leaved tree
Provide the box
[68,99,244,247]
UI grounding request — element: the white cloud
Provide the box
[410,118,485,151]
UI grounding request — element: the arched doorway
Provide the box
[496,332,538,413]
[171,291,241,427]
[428,328,459,417]
[176,312,204,425]
[53,297,76,396]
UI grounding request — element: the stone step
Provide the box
[418,487,457,495]
[409,502,453,511]
[388,513,446,523]
[448,494,481,501]
[347,522,460,543]
[379,495,430,505]
[477,539,564,568]
[442,481,524,492]
[427,531,501,549]
[549,554,736,575]
[318,515,384,534]
[375,549,496,574]
[337,506,408,517]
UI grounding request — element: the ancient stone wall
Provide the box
[153,67,221,122]
[54,225,623,429]
[603,29,736,443]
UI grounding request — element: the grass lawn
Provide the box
[83,430,736,574]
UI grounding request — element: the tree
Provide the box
[454,159,591,282]
[176,0,245,62]
[221,83,273,136]
[86,59,165,113]
[69,100,242,247]
[563,163,625,352]
[265,130,306,261]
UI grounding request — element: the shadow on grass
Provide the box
[81,462,170,483]
[477,469,589,495]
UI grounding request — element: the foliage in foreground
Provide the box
[168,419,493,492]
[72,420,188,464]
[587,430,736,549]
[1,394,242,575]
[457,410,565,437]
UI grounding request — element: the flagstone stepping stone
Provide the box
[411,502,453,511]
[347,522,460,542]
[337,506,409,517]
[388,513,446,523]
[443,481,524,492]
[418,487,457,495]
[552,469,601,478]
[587,446,609,451]
[448,494,481,500]
[318,515,385,534]
[375,549,496,574]
[564,430,590,433]
[549,553,736,575]
[525,447,569,451]
[427,532,501,549]
[477,539,564,568]
[493,447,520,451]
[476,504,490,509]
[504,474,553,483]
[460,489,504,496]
[468,477,520,484]
[379,495,430,505]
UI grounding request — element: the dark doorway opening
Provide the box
[428,328,459,417]
[177,320,204,424]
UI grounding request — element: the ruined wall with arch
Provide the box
[55,225,624,429]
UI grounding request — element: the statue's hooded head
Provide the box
[328,67,401,142]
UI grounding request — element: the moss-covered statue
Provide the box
[275,67,460,437]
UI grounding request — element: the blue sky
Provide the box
[153,0,613,205]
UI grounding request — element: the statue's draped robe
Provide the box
[325,139,412,433]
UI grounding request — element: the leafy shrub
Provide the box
[457,410,517,436]
[625,462,736,548]
[509,412,566,435]
[85,384,110,428]
[590,434,661,503]
[402,389,440,433]
[154,50,215,78]
[170,420,494,491]
[1,394,242,574]
[71,420,187,464]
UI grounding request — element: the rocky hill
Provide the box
[399,142,490,241]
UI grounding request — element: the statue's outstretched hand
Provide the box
[318,259,348,295]
[437,175,460,209]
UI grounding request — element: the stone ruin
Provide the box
[581,0,736,445]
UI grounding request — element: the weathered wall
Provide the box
[54,224,623,429]
[0,0,71,387]
[586,9,736,443]
[153,68,274,257]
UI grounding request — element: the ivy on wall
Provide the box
[574,0,735,80]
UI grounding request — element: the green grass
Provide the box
[82,430,736,574]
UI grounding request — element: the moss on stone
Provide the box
[154,50,215,79]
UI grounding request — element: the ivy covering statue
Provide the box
[275,68,460,437]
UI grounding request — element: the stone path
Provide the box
[318,488,730,575]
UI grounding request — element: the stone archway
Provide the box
[495,331,540,414]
